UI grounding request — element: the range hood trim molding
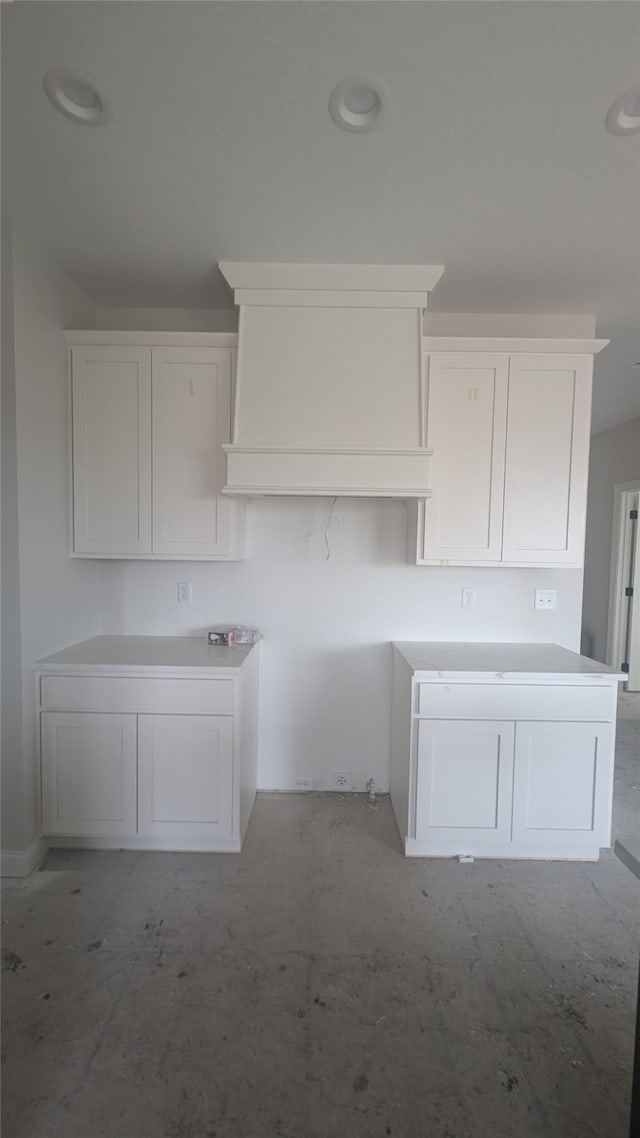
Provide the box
[222,445,435,455]
[219,261,445,297]
[231,288,432,309]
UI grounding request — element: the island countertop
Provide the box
[392,641,626,682]
[34,635,257,675]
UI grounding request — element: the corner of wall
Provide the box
[582,417,640,661]
[8,226,101,850]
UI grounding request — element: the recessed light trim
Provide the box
[605,84,640,136]
[329,76,387,133]
[43,67,110,126]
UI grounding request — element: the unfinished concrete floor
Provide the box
[3,694,639,1138]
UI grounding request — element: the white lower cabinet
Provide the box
[511,720,613,854]
[413,716,614,858]
[42,712,137,838]
[416,720,514,850]
[137,715,234,840]
[390,643,624,861]
[41,709,236,847]
[36,637,259,852]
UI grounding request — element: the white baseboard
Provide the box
[1,837,49,878]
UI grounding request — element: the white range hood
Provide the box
[218,262,444,497]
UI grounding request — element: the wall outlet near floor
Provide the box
[332,770,352,791]
[461,587,476,609]
[294,777,314,790]
[177,581,192,604]
[535,588,557,610]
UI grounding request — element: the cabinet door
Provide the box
[152,348,237,558]
[415,720,514,851]
[419,353,508,563]
[502,355,592,564]
[72,346,152,555]
[137,715,234,839]
[512,721,614,855]
[41,712,137,836]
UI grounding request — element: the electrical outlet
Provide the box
[295,777,314,790]
[332,770,352,791]
[535,589,557,610]
[177,581,192,604]
[461,587,476,609]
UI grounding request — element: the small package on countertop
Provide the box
[208,626,261,647]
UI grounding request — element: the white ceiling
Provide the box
[2,0,639,433]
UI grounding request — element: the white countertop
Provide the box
[393,642,626,682]
[34,636,256,674]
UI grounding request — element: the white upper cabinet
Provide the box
[152,348,235,558]
[69,335,243,560]
[72,346,152,556]
[501,355,592,564]
[414,343,599,567]
[420,352,508,562]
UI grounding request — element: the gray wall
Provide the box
[2,224,100,856]
[582,417,640,662]
[1,220,24,849]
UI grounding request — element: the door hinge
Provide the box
[630,509,638,520]
[621,662,630,673]
[625,586,634,597]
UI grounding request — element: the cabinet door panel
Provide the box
[72,347,152,555]
[41,712,137,836]
[420,353,508,563]
[416,720,514,849]
[512,721,614,852]
[502,355,592,564]
[138,715,234,839]
[152,349,234,557]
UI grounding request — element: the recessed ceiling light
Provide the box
[329,76,387,133]
[43,67,110,126]
[605,84,640,136]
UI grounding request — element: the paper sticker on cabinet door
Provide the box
[415,719,514,847]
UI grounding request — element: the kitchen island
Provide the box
[390,642,626,860]
[34,636,259,852]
